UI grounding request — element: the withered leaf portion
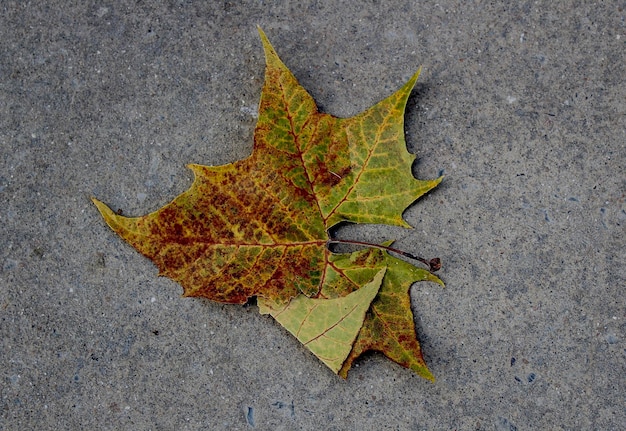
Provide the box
[93,27,442,379]
[92,158,327,304]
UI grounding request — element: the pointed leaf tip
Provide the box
[257,26,283,69]
[91,197,117,224]
[408,66,422,90]
[256,25,268,45]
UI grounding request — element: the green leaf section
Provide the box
[257,29,442,229]
[259,268,386,373]
[324,73,442,228]
[328,246,443,380]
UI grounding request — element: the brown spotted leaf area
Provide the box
[93,27,443,380]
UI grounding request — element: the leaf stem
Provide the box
[326,239,441,272]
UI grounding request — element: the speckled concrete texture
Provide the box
[1,1,624,430]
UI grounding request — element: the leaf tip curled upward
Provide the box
[91,197,117,226]
[90,196,106,212]
[409,66,422,91]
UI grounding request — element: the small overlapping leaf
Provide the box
[259,268,386,373]
[326,246,443,380]
[93,27,442,378]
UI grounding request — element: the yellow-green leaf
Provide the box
[92,27,443,379]
[259,268,386,373]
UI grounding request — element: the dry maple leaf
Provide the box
[93,27,443,380]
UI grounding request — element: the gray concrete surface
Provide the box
[1,1,624,430]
